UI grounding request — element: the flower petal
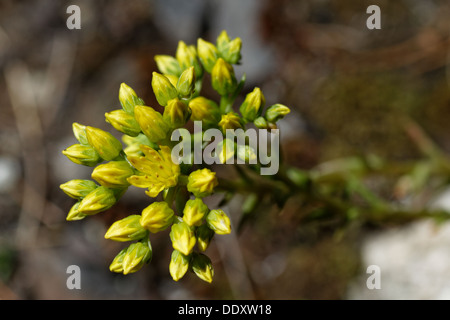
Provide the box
[127,175,153,188]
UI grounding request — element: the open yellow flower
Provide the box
[127,145,180,198]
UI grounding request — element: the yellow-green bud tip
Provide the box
[187,168,218,198]
[105,109,141,137]
[176,66,196,98]
[133,105,170,144]
[91,161,134,189]
[72,122,88,145]
[60,179,98,199]
[211,58,237,96]
[239,87,265,122]
[197,38,218,73]
[206,209,232,235]
[122,241,152,275]
[104,215,148,242]
[154,55,182,76]
[163,98,191,129]
[182,198,209,227]
[169,221,196,256]
[265,104,291,123]
[77,186,116,216]
[196,224,215,252]
[188,96,221,128]
[218,112,243,132]
[169,250,190,282]
[191,253,214,283]
[140,201,174,233]
[119,83,144,114]
[62,144,101,167]
[151,72,178,107]
[85,126,122,161]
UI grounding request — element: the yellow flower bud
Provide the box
[62,143,101,167]
[109,248,127,273]
[151,72,178,107]
[119,83,145,114]
[191,253,214,283]
[216,30,231,53]
[122,134,153,157]
[169,221,196,256]
[169,250,190,282]
[221,37,242,65]
[134,105,170,144]
[60,179,98,199]
[163,98,191,129]
[216,138,235,164]
[91,160,134,188]
[77,186,116,215]
[72,122,89,145]
[140,201,174,233]
[66,201,86,221]
[187,168,218,198]
[197,38,218,73]
[85,126,123,161]
[239,87,265,122]
[122,240,152,275]
[196,224,214,251]
[253,116,268,129]
[211,58,237,96]
[164,74,179,88]
[218,112,243,132]
[182,198,209,227]
[206,209,231,235]
[105,109,141,137]
[154,55,181,76]
[176,41,203,79]
[216,30,242,64]
[104,215,148,242]
[188,96,221,129]
[176,66,196,98]
[236,144,257,163]
[265,104,291,123]
[176,41,192,69]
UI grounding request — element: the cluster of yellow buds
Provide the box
[61,123,132,220]
[60,30,290,283]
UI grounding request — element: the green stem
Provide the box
[220,95,232,114]
[218,74,246,114]
[113,150,127,161]
[347,176,389,212]
[164,186,177,207]
[178,174,189,186]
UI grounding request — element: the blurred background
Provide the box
[0,0,449,299]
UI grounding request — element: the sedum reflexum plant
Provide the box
[60,30,290,283]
